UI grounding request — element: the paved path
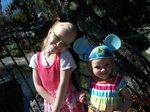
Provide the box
[0,52,34,68]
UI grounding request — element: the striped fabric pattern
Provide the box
[89,75,126,111]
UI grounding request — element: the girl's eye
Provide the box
[54,35,60,42]
[94,66,100,69]
[52,29,70,48]
[104,64,111,68]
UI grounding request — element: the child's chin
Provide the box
[99,76,109,80]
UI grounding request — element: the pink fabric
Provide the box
[37,52,84,112]
[44,89,85,112]
[37,52,60,91]
[91,84,117,90]
[91,76,122,91]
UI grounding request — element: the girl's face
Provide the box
[47,27,75,53]
[90,58,113,80]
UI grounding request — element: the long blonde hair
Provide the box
[41,22,77,50]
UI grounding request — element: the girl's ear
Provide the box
[87,62,94,77]
[111,59,116,74]
[88,61,92,70]
[48,29,52,35]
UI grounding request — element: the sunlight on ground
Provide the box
[142,48,150,62]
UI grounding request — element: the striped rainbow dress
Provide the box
[88,75,126,112]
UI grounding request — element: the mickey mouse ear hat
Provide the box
[73,34,121,61]
[73,38,90,54]
[73,38,95,61]
[88,45,113,60]
[103,34,121,51]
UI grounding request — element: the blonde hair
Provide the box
[41,22,77,50]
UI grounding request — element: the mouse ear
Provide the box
[73,38,90,54]
[103,34,121,51]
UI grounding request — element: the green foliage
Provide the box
[0,0,61,29]
[34,42,41,51]
[33,0,59,19]
[10,43,18,50]
[12,11,28,27]
[0,16,5,26]
[11,49,21,56]
[80,75,89,89]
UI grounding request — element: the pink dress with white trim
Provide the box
[37,52,84,112]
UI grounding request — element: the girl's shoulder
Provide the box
[31,51,41,59]
[60,50,74,60]
[113,75,125,82]
[29,53,38,69]
[60,50,77,70]
[30,53,38,61]
[113,74,124,80]
[114,75,127,90]
[60,50,72,57]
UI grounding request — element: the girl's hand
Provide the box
[50,96,55,106]
[78,92,87,104]
[113,111,121,112]
[88,110,121,112]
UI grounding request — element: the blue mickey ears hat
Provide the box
[73,34,121,61]
[88,45,113,60]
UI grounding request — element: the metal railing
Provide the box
[0,28,150,112]
[0,28,43,112]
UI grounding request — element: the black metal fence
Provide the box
[0,28,150,112]
[0,29,43,112]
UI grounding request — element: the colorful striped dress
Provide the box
[88,75,126,112]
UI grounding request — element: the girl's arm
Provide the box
[119,86,133,112]
[52,69,72,112]
[32,69,55,104]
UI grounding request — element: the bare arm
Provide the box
[32,69,55,104]
[52,69,72,112]
[119,87,133,112]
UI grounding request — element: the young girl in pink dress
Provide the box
[29,22,84,112]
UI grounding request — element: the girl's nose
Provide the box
[56,42,62,47]
[56,42,65,50]
[100,68,106,72]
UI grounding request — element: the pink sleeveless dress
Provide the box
[37,52,84,112]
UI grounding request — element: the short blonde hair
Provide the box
[41,22,77,50]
